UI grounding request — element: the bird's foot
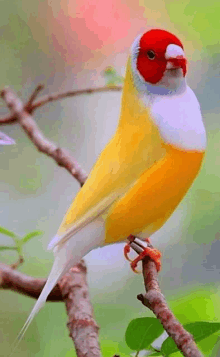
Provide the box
[123,235,135,261]
[124,235,162,273]
[130,246,161,273]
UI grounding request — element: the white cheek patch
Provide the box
[165,44,185,59]
[150,86,207,151]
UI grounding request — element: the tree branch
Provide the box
[0,262,62,301]
[59,261,100,357]
[131,242,202,357]
[0,87,88,186]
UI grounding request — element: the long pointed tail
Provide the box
[9,252,68,356]
[10,218,105,356]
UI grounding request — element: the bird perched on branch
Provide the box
[16,29,206,343]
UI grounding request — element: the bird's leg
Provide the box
[124,236,162,273]
[124,235,150,262]
[124,235,135,262]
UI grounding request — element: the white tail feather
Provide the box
[9,256,66,355]
[10,218,105,355]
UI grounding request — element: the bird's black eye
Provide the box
[147,50,155,60]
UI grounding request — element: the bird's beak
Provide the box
[166,56,187,76]
[165,44,187,76]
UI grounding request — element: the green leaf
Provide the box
[0,226,17,238]
[125,317,164,351]
[22,230,43,244]
[0,246,17,251]
[209,336,220,357]
[161,321,220,356]
[149,352,162,356]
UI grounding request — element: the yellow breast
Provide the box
[105,145,204,243]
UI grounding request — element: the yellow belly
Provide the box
[105,145,204,243]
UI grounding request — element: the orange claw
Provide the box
[130,247,162,273]
[124,243,132,262]
[124,235,135,262]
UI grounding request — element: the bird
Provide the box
[14,28,207,345]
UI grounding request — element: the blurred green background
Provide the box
[0,0,220,356]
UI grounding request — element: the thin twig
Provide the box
[0,84,122,124]
[131,242,202,357]
[25,84,45,110]
[0,87,87,185]
[30,85,122,112]
[0,113,17,125]
[10,255,24,270]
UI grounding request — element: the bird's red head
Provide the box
[136,29,187,85]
